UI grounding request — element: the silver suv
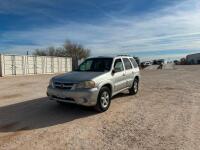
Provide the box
[47,55,140,112]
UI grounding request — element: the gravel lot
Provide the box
[0,65,200,150]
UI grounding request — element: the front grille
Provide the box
[54,82,74,90]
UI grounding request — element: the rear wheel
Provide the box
[129,78,139,95]
[95,87,111,112]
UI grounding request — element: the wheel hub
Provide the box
[100,91,109,108]
[134,81,138,92]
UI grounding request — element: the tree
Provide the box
[63,41,90,70]
[33,41,90,70]
[33,49,48,56]
[33,47,65,57]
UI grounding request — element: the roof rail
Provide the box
[117,54,130,57]
[97,56,107,57]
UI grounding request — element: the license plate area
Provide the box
[52,95,75,101]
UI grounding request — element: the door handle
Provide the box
[123,73,126,76]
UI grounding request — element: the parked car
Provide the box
[47,56,140,112]
[141,61,152,68]
[143,61,152,66]
[153,59,166,65]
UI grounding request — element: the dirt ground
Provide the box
[0,65,200,150]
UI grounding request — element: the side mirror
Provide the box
[112,69,116,75]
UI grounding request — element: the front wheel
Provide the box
[129,78,139,95]
[95,87,111,112]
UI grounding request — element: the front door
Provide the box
[112,58,127,93]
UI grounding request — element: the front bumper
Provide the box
[47,86,99,106]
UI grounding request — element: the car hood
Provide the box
[53,71,106,83]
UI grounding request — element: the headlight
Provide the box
[49,79,55,88]
[75,81,96,89]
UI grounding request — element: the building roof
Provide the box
[187,53,200,57]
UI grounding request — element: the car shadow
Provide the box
[0,97,96,132]
[0,93,133,133]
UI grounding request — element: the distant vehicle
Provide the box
[153,59,166,65]
[143,61,152,66]
[174,60,180,65]
[47,56,140,112]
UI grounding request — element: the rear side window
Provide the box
[130,58,138,68]
[123,58,133,70]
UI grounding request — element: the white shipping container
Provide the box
[0,54,72,77]
[3,55,13,75]
[27,56,35,74]
[15,56,24,75]
[36,56,43,74]
[46,57,53,73]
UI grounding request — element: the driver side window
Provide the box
[79,60,92,71]
[114,59,124,73]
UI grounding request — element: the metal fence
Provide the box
[0,54,72,77]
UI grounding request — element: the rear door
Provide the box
[122,58,134,88]
[112,58,127,92]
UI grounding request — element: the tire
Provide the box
[129,78,139,95]
[95,87,111,112]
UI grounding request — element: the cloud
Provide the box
[1,0,200,59]
[0,0,56,14]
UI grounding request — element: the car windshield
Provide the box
[77,58,113,72]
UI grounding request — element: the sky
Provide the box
[0,0,200,60]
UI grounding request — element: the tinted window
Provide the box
[79,60,93,71]
[114,59,124,72]
[130,58,138,68]
[78,58,113,72]
[123,58,133,70]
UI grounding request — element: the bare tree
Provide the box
[33,49,48,56]
[33,47,65,56]
[33,41,90,70]
[64,41,90,70]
